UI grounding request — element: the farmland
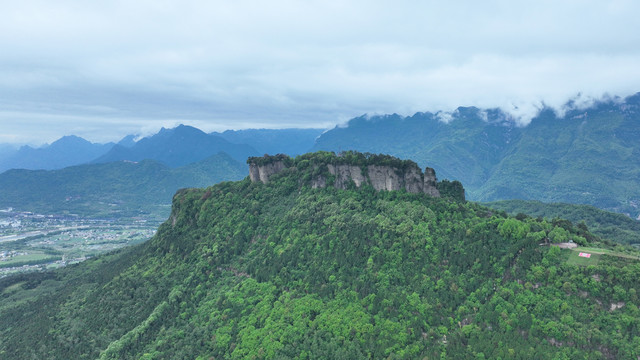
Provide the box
[0,209,158,277]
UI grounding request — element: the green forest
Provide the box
[486,199,640,246]
[1,152,639,359]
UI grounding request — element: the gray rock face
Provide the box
[328,164,367,189]
[403,167,424,194]
[248,161,287,183]
[311,175,326,189]
[367,165,403,191]
[423,167,441,197]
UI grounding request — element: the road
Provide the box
[0,226,90,243]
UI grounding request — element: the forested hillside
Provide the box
[313,93,640,218]
[486,200,640,246]
[0,152,638,359]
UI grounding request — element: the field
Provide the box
[564,246,640,266]
[565,249,602,266]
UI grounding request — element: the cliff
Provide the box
[248,160,287,184]
[247,151,453,198]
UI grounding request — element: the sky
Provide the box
[1,0,639,145]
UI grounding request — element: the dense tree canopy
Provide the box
[1,152,639,359]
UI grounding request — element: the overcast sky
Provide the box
[1,0,639,145]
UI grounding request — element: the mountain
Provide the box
[314,109,519,191]
[476,101,640,214]
[116,134,139,148]
[0,152,247,218]
[313,93,640,218]
[485,199,640,246]
[94,124,259,167]
[0,135,115,173]
[0,145,17,169]
[1,152,639,359]
[214,128,325,156]
[0,144,17,158]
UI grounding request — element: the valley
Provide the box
[0,209,158,277]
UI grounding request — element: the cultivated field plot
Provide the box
[565,246,640,266]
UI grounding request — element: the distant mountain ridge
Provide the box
[93,125,259,167]
[214,128,324,156]
[0,135,115,173]
[314,93,640,218]
[0,152,247,218]
[0,126,325,173]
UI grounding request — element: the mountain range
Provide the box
[0,93,638,221]
[0,126,331,218]
[0,152,246,218]
[0,135,116,173]
[93,125,259,167]
[214,128,324,156]
[0,126,326,174]
[313,93,640,218]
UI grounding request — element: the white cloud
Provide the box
[0,0,639,143]
[435,112,454,124]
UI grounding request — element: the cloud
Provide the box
[435,112,454,124]
[0,0,639,143]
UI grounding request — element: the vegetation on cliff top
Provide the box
[248,151,465,201]
[248,150,421,170]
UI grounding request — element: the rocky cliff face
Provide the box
[423,167,441,197]
[248,152,445,198]
[366,165,402,191]
[248,160,287,183]
[328,164,367,189]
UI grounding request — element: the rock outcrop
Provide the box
[247,152,452,198]
[367,165,403,191]
[328,164,367,189]
[423,167,441,197]
[248,160,287,184]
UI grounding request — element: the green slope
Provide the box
[485,199,640,246]
[0,152,639,359]
[477,106,640,215]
